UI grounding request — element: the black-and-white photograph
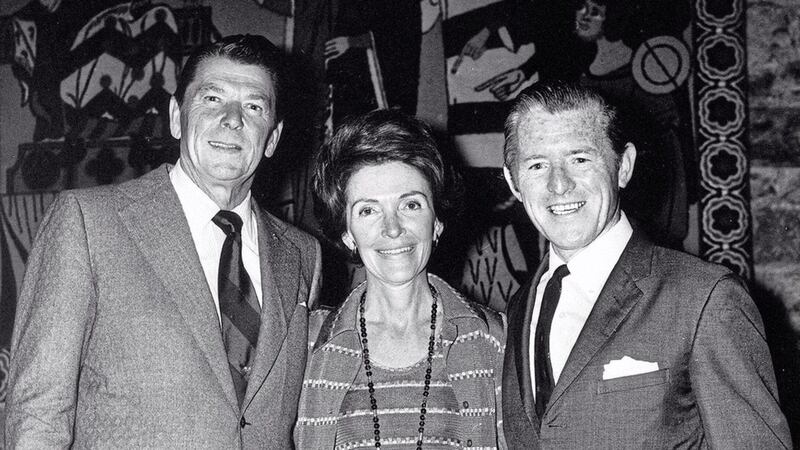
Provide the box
[0,0,796,447]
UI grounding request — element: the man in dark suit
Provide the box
[4,35,322,448]
[500,82,791,448]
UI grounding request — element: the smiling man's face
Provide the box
[503,105,635,261]
[169,55,282,199]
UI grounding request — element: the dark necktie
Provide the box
[534,264,570,421]
[212,210,261,406]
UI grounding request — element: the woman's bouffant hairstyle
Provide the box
[312,109,457,250]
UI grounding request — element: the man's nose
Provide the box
[221,103,244,130]
[381,212,404,238]
[547,165,575,195]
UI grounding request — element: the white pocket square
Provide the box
[602,356,659,380]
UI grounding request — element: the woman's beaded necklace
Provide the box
[358,285,439,450]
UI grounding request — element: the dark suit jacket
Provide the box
[4,165,322,448]
[502,230,791,449]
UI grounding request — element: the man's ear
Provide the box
[341,231,355,251]
[503,165,523,202]
[264,121,284,158]
[617,142,636,188]
[169,96,182,140]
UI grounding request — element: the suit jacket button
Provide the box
[240,417,247,428]
[462,401,469,409]
[466,439,473,446]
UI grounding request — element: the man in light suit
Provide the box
[4,34,322,448]
[500,82,791,448]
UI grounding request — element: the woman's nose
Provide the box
[381,212,404,238]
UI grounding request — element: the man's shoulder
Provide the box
[253,206,320,254]
[647,243,734,284]
[57,165,171,208]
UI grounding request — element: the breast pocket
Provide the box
[596,368,670,394]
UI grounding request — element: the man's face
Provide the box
[169,55,283,195]
[575,0,606,42]
[503,106,635,261]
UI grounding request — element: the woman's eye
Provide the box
[358,207,374,216]
[405,201,421,210]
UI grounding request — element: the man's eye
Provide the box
[358,207,374,216]
[529,162,544,170]
[204,95,220,102]
[575,157,589,163]
[246,104,264,112]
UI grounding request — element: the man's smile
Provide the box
[208,140,242,150]
[548,201,585,215]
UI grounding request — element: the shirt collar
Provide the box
[547,211,633,296]
[170,158,254,231]
[314,274,486,351]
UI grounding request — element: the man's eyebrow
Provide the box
[196,83,223,93]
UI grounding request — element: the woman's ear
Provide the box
[341,231,356,251]
[434,219,444,241]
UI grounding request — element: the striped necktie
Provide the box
[212,210,261,406]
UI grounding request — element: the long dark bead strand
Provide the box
[359,285,438,450]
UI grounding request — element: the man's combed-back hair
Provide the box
[503,81,627,175]
[173,34,286,120]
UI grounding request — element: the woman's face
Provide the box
[342,161,444,288]
[575,0,606,42]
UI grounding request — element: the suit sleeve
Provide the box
[4,193,97,449]
[690,274,792,448]
[307,239,322,310]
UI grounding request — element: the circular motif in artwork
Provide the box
[22,148,61,190]
[705,247,750,280]
[698,88,745,135]
[697,34,743,80]
[702,196,748,242]
[632,36,691,95]
[696,0,741,27]
[699,141,747,188]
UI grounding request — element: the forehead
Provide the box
[516,106,611,154]
[191,56,275,97]
[347,162,432,198]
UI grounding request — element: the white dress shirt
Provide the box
[169,160,263,322]
[529,212,633,392]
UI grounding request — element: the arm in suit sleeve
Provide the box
[307,239,322,310]
[4,193,97,449]
[690,274,792,448]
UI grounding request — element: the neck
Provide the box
[590,38,632,75]
[363,273,434,328]
[180,161,252,210]
[201,183,251,210]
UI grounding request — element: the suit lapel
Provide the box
[117,166,238,410]
[546,233,652,412]
[511,257,549,430]
[243,207,297,406]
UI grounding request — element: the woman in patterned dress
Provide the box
[295,109,506,449]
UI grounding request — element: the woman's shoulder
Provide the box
[429,274,506,340]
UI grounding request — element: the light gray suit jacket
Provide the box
[502,230,791,449]
[3,165,322,449]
